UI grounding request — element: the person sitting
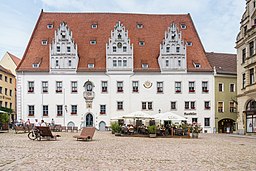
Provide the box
[35,119,40,127]
[40,120,47,127]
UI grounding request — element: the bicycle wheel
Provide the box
[28,131,37,140]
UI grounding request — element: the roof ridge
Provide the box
[206,52,236,56]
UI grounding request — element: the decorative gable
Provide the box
[158,23,187,73]
[50,22,79,73]
[106,21,133,74]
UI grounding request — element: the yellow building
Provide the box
[0,65,16,120]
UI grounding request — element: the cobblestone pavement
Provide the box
[0,131,255,171]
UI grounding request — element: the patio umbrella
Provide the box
[122,111,155,119]
[153,112,187,121]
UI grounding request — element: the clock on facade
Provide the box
[117,42,122,48]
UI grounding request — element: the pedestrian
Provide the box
[35,119,40,127]
[51,118,55,126]
[40,120,47,126]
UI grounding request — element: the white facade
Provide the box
[17,71,215,132]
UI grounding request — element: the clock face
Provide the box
[117,42,122,48]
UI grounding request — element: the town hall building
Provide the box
[16,10,215,132]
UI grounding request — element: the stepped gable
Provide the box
[206,52,237,75]
[17,11,212,72]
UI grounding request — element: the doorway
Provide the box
[99,121,106,131]
[218,118,235,133]
[85,113,93,127]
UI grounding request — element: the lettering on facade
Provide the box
[184,112,197,115]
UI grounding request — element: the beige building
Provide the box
[0,65,16,119]
[206,52,237,133]
[236,0,256,134]
[0,52,20,120]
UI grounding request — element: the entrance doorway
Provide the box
[218,119,235,133]
[99,121,106,131]
[85,113,93,127]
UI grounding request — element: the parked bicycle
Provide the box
[28,127,40,140]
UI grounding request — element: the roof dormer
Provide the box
[106,21,133,74]
[158,23,187,73]
[50,22,79,73]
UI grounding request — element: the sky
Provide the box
[0,0,245,59]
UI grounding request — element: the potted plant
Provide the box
[110,122,121,136]
[0,113,9,131]
[190,122,202,138]
[148,125,157,138]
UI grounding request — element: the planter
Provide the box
[192,133,199,139]
[149,134,156,138]
[115,133,121,136]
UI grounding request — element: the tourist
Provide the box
[51,118,55,126]
[35,119,40,127]
[40,120,47,126]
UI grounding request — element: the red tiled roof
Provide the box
[7,52,21,66]
[206,52,237,75]
[0,65,15,77]
[17,11,212,72]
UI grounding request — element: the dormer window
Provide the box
[57,46,60,52]
[176,47,180,53]
[113,46,117,52]
[91,24,98,29]
[194,63,201,68]
[61,32,66,38]
[41,40,48,45]
[47,24,53,29]
[142,63,148,69]
[137,23,143,29]
[139,41,145,46]
[187,42,192,46]
[90,40,97,45]
[32,64,39,68]
[88,63,95,68]
[181,24,186,29]
[118,34,122,39]
[67,46,71,52]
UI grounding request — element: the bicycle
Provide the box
[28,127,41,140]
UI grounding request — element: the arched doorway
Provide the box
[99,121,106,131]
[85,113,93,127]
[67,121,75,127]
[218,119,235,133]
[245,100,256,133]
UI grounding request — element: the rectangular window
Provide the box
[28,81,34,93]
[157,82,163,93]
[117,81,123,92]
[100,105,106,114]
[57,46,60,52]
[10,103,12,109]
[5,76,7,82]
[71,105,77,114]
[218,102,224,113]
[191,101,195,109]
[101,81,108,93]
[118,60,122,67]
[218,83,224,92]
[142,102,153,110]
[230,102,236,113]
[171,101,176,110]
[242,48,246,63]
[43,105,48,116]
[67,46,71,52]
[250,68,254,85]
[123,46,127,52]
[243,73,246,88]
[113,60,117,67]
[0,101,2,107]
[113,46,117,52]
[5,88,7,95]
[132,81,139,92]
[230,84,235,92]
[42,81,48,93]
[28,105,35,116]
[5,102,7,108]
[9,89,12,96]
[57,105,63,116]
[68,60,72,67]
[249,41,254,57]
[175,82,181,93]
[205,101,210,110]
[176,47,180,53]
[56,81,62,93]
[0,87,2,94]
[9,78,12,84]
[0,74,2,80]
[204,118,210,127]
[192,118,198,123]
[123,60,127,67]
[202,81,208,93]
[71,81,78,93]
[117,101,123,110]
[185,101,189,109]
[189,81,195,92]
[185,101,195,109]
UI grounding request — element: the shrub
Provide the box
[0,113,9,124]
[110,122,121,133]
[148,125,156,134]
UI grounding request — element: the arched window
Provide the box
[246,100,256,111]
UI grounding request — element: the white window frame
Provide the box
[71,105,77,114]
[218,101,224,113]
[28,105,35,116]
[218,83,224,92]
[171,101,177,110]
[100,104,106,114]
[43,105,48,116]
[230,83,235,92]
